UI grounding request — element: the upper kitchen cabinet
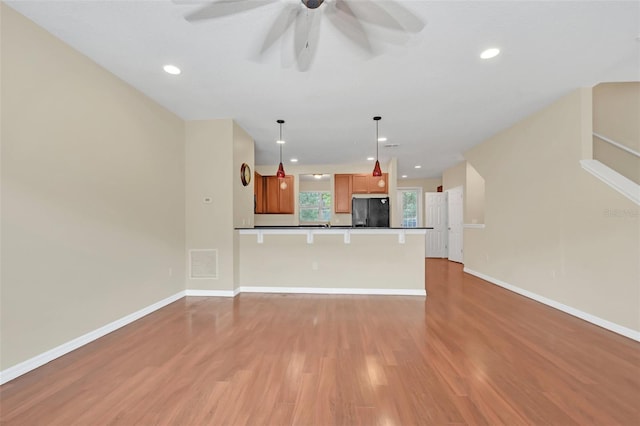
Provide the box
[352,173,388,194]
[334,173,388,213]
[263,175,294,214]
[334,174,353,213]
[254,172,264,214]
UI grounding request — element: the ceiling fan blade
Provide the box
[373,0,425,33]
[260,4,298,54]
[294,8,321,71]
[338,0,404,31]
[325,1,372,54]
[185,0,277,22]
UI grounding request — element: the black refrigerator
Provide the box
[352,197,390,227]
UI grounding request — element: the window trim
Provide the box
[299,190,332,224]
[397,187,423,228]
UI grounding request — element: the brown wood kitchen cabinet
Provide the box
[351,174,369,194]
[347,173,388,195]
[334,173,388,213]
[254,172,264,213]
[365,173,388,194]
[334,174,353,213]
[263,175,294,214]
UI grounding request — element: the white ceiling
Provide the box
[7,0,639,178]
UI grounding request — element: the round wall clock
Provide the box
[240,163,251,186]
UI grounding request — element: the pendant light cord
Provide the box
[376,119,379,161]
[279,122,283,163]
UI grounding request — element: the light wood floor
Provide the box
[1,259,639,425]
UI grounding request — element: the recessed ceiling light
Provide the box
[163,64,181,75]
[367,157,375,161]
[378,137,387,142]
[290,158,298,162]
[276,139,285,144]
[401,175,408,178]
[313,174,323,179]
[414,165,421,169]
[480,48,500,59]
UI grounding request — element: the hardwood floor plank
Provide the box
[1,259,639,425]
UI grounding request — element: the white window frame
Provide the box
[397,187,423,228]
[299,191,332,224]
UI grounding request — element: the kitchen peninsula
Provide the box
[237,227,428,296]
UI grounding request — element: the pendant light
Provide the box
[276,119,286,178]
[372,116,382,177]
[275,119,288,190]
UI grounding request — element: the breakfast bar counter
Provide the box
[236,227,429,296]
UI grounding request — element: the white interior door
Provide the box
[447,186,464,263]
[425,192,448,258]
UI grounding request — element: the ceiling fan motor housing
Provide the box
[301,0,324,9]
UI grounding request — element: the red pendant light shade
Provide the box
[276,119,286,178]
[372,160,382,177]
[372,116,382,177]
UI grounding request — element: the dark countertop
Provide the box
[236,226,434,230]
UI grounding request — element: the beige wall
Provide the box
[387,158,399,227]
[465,163,485,224]
[442,161,466,191]
[592,82,640,184]
[442,161,486,225]
[238,233,425,290]
[232,122,255,229]
[299,178,331,192]
[593,137,640,184]
[464,88,639,332]
[185,120,234,291]
[399,178,442,194]
[593,82,640,151]
[1,5,186,369]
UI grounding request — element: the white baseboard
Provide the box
[463,267,640,342]
[239,286,427,296]
[1,285,424,385]
[185,289,238,297]
[0,290,186,385]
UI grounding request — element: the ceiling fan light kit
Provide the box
[302,0,325,10]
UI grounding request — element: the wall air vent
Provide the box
[384,144,400,148]
[189,249,218,279]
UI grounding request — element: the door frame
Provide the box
[424,191,448,258]
[446,186,464,263]
[396,187,423,228]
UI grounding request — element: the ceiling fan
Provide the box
[183,0,425,71]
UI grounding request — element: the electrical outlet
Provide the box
[168,268,173,277]
[312,261,319,270]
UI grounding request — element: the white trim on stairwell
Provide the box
[580,159,640,205]
[593,132,640,158]
[463,267,640,342]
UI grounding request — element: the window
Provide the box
[397,188,421,228]
[299,191,332,223]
